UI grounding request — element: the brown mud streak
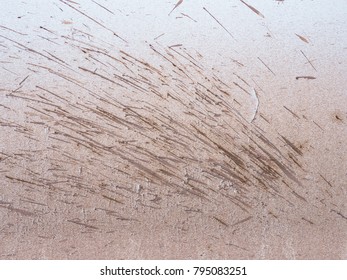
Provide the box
[240,0,265,18]
[203,7,236,40]
[59,0,127,43]
[169,0,184,16]
[0,10,325,258]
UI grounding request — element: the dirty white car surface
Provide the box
[0,0,346,259]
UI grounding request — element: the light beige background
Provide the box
[0,0,346,259]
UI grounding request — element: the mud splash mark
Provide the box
[257,57,276,76]
[168,0,183,16]
[203,7,236,40]
[300,50,317,71]
[295,76,316,80]
[240,0,265,18]
[59,0,127,42]
[295,33,309,44]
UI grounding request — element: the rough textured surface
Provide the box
[0,0,346,259]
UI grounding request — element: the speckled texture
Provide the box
[0,0,346,259]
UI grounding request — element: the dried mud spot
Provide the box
[331,110,345,124]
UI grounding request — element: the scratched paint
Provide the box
[0,0,346,259]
